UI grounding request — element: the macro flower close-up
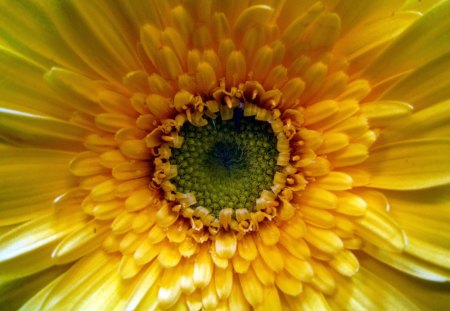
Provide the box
[1,0,450,310]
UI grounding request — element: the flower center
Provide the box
[170,111,278,216]
[149,83,303,234]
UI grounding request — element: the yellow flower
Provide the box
[1,0,449,310]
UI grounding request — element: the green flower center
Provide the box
[170,110,279,216]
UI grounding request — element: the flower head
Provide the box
[1,0,450,310]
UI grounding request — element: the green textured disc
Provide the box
[170,111,279,216]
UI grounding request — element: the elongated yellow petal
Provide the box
[0,108,87,151]
[52,220,110,264]
[377,100,450,144]
[122,260,162,311]
[354,206,406,252]
[255,286,282,311]
[40,250,118,310]
[45,0,140,81]
[0,147,76,225]
[329,266,419,310]
[363,138,450,190]
[0,265,67,311]
[18,274,64,311]
[239,267,264,307]
[44,67,103,115]
[214,264,233,299]
[0,209,85,282]
[363,0,450,83]
[254,236,284,272]
[304,226,343,255]
[158,265,183,308]
[229,275,251,311]
[251,255,275,286]
[193,246,213,288]
[364,242,450,282]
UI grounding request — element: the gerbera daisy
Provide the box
[0,0,449,310]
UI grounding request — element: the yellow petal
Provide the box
[355,206,406,252]
[158,265,183,309]
[335,11,419,71]
[310,260,336,295]
[215,230,237,259]
[364,242,450,282]
[255,286,282,311]
[316,133,350,155]
[118,255,143,280]
[45,0,140,81]
[122,260,162,311]
[112,160,151,180]
[275,269,303,296]
[279,232,311,260]
[376,100,450,144]
[158,243,182,268]
[329,266,419,310]
[329,250,359,277]
[95,113,135,133]
[202,279,218,310]
[229,275,251,311]
[335,192,367,216]
[0,265,67,310]
[362,0,450,84]
[258,222,280,245]
[0,0,92,75]
[303,100,339,126]
[239,267,264,307]
[363,138,450,190]
[286,286,332,311]
[185,290,202,311]
[70,151,108,177]
[360,100,413,127]
[52,220,109,265]
[0,47,71,118]
[40,250,119,310]
[307,13,341,49]
[232,253,250,274]
[380,52,450,110]
[155,201,179,227]
[0,209,85,282]
[120,139,152,160]
[156,46,183,80]
[193,246,213,288]
[134,240,160,265]
[237,234,258,261]
[315,172,353,191]
[214,264,233,299]
[233,5,273,39]
[255,236,284,272]
[0,147,76,225]
[301,206,335,229]
[226,51,246,87]
[360,254,450,310]
[0,108,86,151]
[44,67,102,115]
[284,253,314,282]
[304,226,343,254]
[251,255,275,286]
[18,274,64,311]
[298,186,337,210]
[125,188,156,212]
[196,62,217,94]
